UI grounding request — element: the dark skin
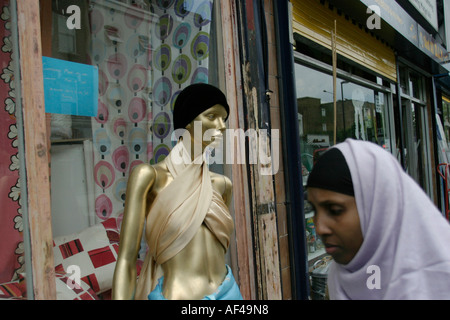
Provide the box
[307,187,364,265]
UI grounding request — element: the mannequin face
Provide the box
[307,187,363,265]
[185,104,228,151]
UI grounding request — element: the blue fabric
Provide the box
[148,265,243,300]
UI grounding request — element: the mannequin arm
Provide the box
[112,164,155,300]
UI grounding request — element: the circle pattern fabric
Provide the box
[89,0,213,222]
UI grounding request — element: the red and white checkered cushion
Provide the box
[55,271,98,300]
[53,218,120,295]
[0,274,26,299]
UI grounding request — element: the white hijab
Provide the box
[327,139,450,299]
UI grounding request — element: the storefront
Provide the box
[0,0,291,300]
[286,0,450,298]
[4,0,449,301]
[291,0,397,274]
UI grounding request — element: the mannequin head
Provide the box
[173,83,229,158]
[173,83,229,131]
[184,104,228,151]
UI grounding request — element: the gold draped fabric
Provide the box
[135,142,234,300]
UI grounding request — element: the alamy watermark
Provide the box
[65,3,382,31]
[366,265,381,290]
[64,5,81,30]
[65,265,82,290]
[366,5,381,30]
[171,122,280,176]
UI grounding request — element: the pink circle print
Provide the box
[95,194,113,220]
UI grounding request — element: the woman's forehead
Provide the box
[308,187,355,204]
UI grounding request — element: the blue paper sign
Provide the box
[42,57,98,117]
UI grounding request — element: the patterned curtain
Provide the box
[88,0,214,224]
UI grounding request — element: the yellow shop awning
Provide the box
[292,0,397,81]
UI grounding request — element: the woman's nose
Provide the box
[313,212,332,237]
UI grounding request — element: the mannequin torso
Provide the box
[147,161,231,300]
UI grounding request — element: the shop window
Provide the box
[56,13,77,54]
[399,66,426,101]
[295,63,391,160]
[397,65,432,196]
[409,72,424,100]
[399,65,409,96]
[294,62,393,265]
[39,0,228,300]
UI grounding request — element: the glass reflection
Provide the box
[295,63,392,264]
[43,0,222,300]
[295,63,390,173]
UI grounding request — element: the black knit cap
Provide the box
[173,83,230,130]
[307,148,354,196]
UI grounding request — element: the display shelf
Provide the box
[305,211,314,219]
[308,247,326,261]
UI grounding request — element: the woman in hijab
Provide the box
[307,139,450,299]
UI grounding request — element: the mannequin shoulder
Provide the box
[210,172,232,195]
[129,163,157,185]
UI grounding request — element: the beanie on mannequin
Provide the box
[173,83,230,130]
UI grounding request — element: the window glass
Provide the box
[397,65,431,196]
[295,62,392,262]
[399,65,409,95]
[43,0,225,299]
[400,100,430,192]
[295,63,391,174]
[409,71,424,100]
[48,0,221,227]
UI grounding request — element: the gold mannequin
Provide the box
[112,104,234,300]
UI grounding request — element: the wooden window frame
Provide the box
[14,0,56,299]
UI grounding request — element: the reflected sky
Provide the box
[294,64,375,105]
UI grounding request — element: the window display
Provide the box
[45,0,222,234]
[32,0,227,300]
